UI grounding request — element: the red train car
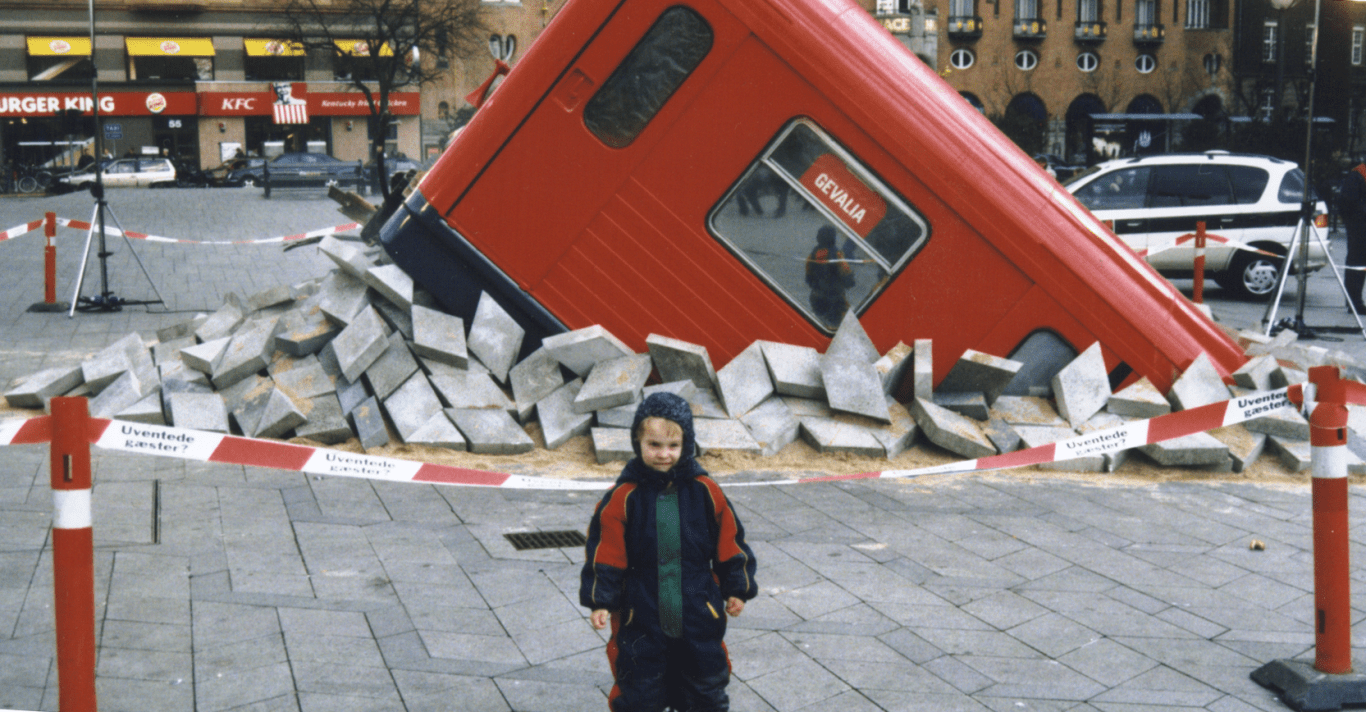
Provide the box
[379,0,1246,394]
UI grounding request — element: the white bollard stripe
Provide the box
[52,489,92,530]
[1313,446,1349,480]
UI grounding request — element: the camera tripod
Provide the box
[1261,214,1366,342]
[67,184,165,317]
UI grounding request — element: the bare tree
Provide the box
[278,0,487,200]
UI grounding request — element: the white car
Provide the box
[1064,152,1328,299]
[62,157,177,189]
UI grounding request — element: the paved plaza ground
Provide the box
[1,188,1365,711]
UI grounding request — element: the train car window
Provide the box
[708,119,931,332]
[582,6,713,148]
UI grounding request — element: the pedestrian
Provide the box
[1340,161,1366,313]
[581,392,757,712]
[804,225,855,328]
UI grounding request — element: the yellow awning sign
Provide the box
[334,39,393,57]
[125,37,216,56]
[244,39,306,57]
[27,37,92,56]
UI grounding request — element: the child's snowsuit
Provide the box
[580,393,758,712]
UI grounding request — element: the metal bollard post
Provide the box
[1193,221,1206,305]
[49,396,97,711]
[45,211,57,304]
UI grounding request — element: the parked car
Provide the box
[364,154,427,190]
[1063,151,1329,299]
[59,157,177,189]
[251,152,364,190]
[168,157,209,188]
[211,157,266,187]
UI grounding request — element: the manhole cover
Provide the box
[504,530,587,551]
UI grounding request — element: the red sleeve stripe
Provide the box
[592,483,634,570]
[700,477,747,564]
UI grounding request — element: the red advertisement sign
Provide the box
[0,91,196,117]
[201,89,420,117]
[799,153,887,237]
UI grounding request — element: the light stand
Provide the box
[68,0,164,317]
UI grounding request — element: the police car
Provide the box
[1064,152,1328,299]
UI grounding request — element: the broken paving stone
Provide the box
[90,370,155,420]
[382,372,444,442]
[151,336,196,367]
[912,397,996,459]
[276,305,340,357]
[195,301,245,344]
[1208,425,1267,473]
[179,337,230,375]
[739,397,800,457]
[538,379,593,449]
[989,396,1068,427]
[757,341,824,400]
[1168,353,1230,411]
[428,371,515,418]
[350,396,390,450]
[937,349,1023,406]
[1139,432,1230,467]
[331,306,390,384]
[509,347,564,423]
[169,392,229,433]
[363,263,414,311]
[270,356,334,400]
[575,354,653,414]
[1013,424,1103,473]
[932,391,988,421]
[406,412,467,451]
[913,339,933,401]
[825,311,880,364]
[695,419,763,456]
[363,333,421,401]
[865,398,918,459]
[115,392,165,425]
[646,334,717,391]
[4,366,83,408]
[220,374,274,437]
[466,292,525,384]
[411,304,468,368]
[821,355,890,423]
[592,427,634,464]
[716,343,774,418]
[445,408,535,455]
[1052,342,1110,428]
[247,285,293,313]
[1107,377,1171,419]
[210,316,281,390]
[798,416,884,458]
[317,271,373,326]
[875,342,913,396]
[254,388,308,439]
[542,325,634,378]
[1232,354,1279,392]
[318,235,373,279]
[294,395,352,445]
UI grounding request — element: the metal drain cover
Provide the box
[504,530,587,551]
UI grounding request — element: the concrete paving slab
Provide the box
[270,355,334,400]
[984,417,1021,455]
[350,395,390,450]
[932,391,988,421]
[246,285,293,313]
[406,412,468,451]
[821,356,890,423]
[1243,405,1311,440]
[254,388,308,439]
[990,395,1067,427]
[826,311,880,364]
[539,379,593,449]
[275,304,340,357]
[591,427,634,464]
[781,396,832,418]
[740,397,800,457]
[798,415,885,457]
[294,394,353,445]
[467,292,525,384]
[332,306,390,384]
[509,347,565,423]
[364,333,421,401]
[695,419,763,456]
[716,342,774,418]
[90,370,155,419]
[685,387,729,420]
[179,337,230,375]
[912,397,996,459]
[543,325,633,378]
[157,315,208,343]
[383,372,445,442]
[210,316,281,389]
[1168,352,1231,411]
[151,336,197,367]
[875,342,912,396]
[317,270,372,326]
[644,380,697,401]
[195,301,245,343]
[758,340,824,400]
[1208,425,1267,473]
[168,392,229,433]
[937,349,1023,406]
[646,333,718,391]
[4,365,83,408]
[81,340,135,395]
[1139,431,1231,467]
[1052,342,1110,428]
[596,402,638,429]
[1268,435,1311,471]
[115,392,166,425]
[411,304,468,368]
[428,371,515,418]
[1232,354,1279,391]
[1107,377,1171,419]
[363,263,414,311]
[1013,424,1103,472]
[574,354,652,414]
[870,400,918,459]
[318,234,372,279]
[912,338,934,402]
[1078,411,1132,472]
[446,408,535,454]
[219,373,273,436]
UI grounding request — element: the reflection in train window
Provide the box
[583,6,712,148]
[707,119,931,332]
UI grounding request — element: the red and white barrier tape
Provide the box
[0,218,43,243]
[52,217,360,245]
[0,387,1300,490]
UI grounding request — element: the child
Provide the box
[581,392,758,712]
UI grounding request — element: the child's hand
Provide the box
[590,609,610,630]
[725,597,744,617]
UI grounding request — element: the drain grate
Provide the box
[505,530,588,551]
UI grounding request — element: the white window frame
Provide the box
[1015,0,1039,19]
[949,0,973,16]
[950,48,975,69]
[1015,49,1039,70]
[1186,0,1208,28]
[1077,51,1099,72]
[1262,20,1278,64]
[1135,54,1156,73]
[1353,26,1364,66]
[1077,0,1099,23]
[1134,0,1156,26]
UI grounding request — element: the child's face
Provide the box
[639,418,684,473]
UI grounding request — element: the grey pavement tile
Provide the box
[920,654,994,694]
[780,630,907,663]
[915,627,1046,659]
[1055,637,1159,687]
[391,670,511,712]
[823,658,961,694]
[494,677,607,712]
[862,690,995,711]
[956,654,1108,700]
[1087,664,1225,707]
[746,657,850,712]
[961,589,1051,630]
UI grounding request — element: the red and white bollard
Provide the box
[1306,366,1354,674]
[44,212,57,305]
[1193,221,1206,305]
[49,396,97,711]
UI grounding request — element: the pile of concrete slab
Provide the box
[4,233,1365,475]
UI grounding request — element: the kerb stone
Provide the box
[467,292,524,384]
[937,349,1023,406]
[758,341,824,400]
[539,379,593,449]
[411,304,468,368]
[646,334,717,391]
[1108,377,1171,419]
[168,393,228,433]
[592,427,634,464]
[5,366,83,408]
[364,333,421,401]
[382,373,444,442]
[821,355,890,423]
[911,397,996,459]
[825,311,880,364]
[694,419,762,456]
[363,263,414,311]
[406,412,467,451]
[1052,342,1110,428]
[575,354,653,414]
[716,343,774,418]
[332,306,390,384]
[446,408,535,455]
[1168,353,1230,411]
[543,325,634,378]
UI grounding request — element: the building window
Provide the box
[949,0,974,16]
[1304,24,1316,66]
[1015,50,1038,70]
[1186,0,1208,28]
[1077,0,1100,23]
[1135,54,1156,73]
[1203,52,1221,75]
[1353,26,1364,66]
[1134,0,1156,25]
[1015,0,1038,20]
[1077,52,1099,71]
[1262,21,1278,64]
[950,48,975,69]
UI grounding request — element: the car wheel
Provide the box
[1218,249,1284,300]
[16,176,39,194]
[242,176,260,188]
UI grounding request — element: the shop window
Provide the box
[583,6,713,149]
[27,56,94,82]
[245,56,304,82]
[129,56,212,81]
[707,119,931,332]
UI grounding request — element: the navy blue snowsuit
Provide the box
[580,393,758,712]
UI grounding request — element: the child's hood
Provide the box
[623,392,701,483]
